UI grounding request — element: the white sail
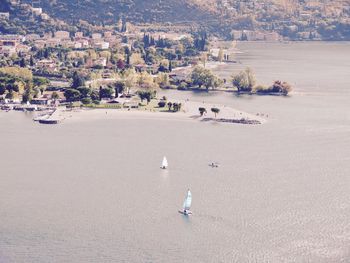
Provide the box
[183,190,192,211]
[161,156,168,168]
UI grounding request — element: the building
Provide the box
[93,41,109,50]
[36,59,57,71]
[0,35,25,42]
[92,33,102,40]
[0,13,10,20]
[94,57,107,67]
[104,31,112,38]
[41,13,49,20]
[32,8,42,15]
[26,34,41,41]
[0,38,19,55]
[75,39,90,48]
[75,32,84,38]
[55,31,70,40]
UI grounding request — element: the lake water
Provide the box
[1,42,350,263]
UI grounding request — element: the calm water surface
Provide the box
[1,42,350,263]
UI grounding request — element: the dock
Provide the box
[35,109,63,125]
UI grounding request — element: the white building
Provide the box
[0,12,10,20]
[92,33,102,40]
[32,8,42,15]
[93,41,109,50]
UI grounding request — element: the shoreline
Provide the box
[45,100,266,125]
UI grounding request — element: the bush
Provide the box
[81,97,92,105]
[254,85,269,93]
[255,81,292,95]
[231,68,255,92]
[177,82,188,90]
[158,101,166,107]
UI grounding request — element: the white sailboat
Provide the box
[179,190,192,215]
[160,156,168,169]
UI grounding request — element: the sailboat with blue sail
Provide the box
[179,189,192,215]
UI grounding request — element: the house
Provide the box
[26,34,41,41]
[41,13,49,20]
[92,33,102,40]
[74,42,82,49]
[32,8,42,15]
[0,39,18,55]
[75,38,90,48]
[93,41,109,50]
[102,70,113,78]
[45,38,61,47]
[0,35,25,42]
[55,31,70,40]
[36,59,57,71]
[75,32,84,38]
[0,13,10,20]
[104,31,112,38]
[16,44,31,54]
[94,57,107,67]
[169,68,190,83]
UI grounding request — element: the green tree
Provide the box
[64,89,81,102]
[137,90,155,104]
[22,85,33,103]
[167,101,173,111]
[199,107,207,116]
[29,56,34,67]
[191,66,220,90]
[91,89,100,101]
[5,89,15,99]
[114,81,126,97]
[0,83,6,95]
[51,91,60,100]
[231,68,256,92]
[158,101,166,107]
[81,97,92,105]
[71,72,85,88]
[33,87,40,98]
[33,77,49,88]
[19,58,26,68]
[77,86,92,99]
[270,80,292,95]
[99,86,115,99]
[211,107,220,118]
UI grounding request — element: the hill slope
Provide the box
[1,0,350,40]
[19,0,218,25]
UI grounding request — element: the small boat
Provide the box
[178,189,192,215]
[160,156,168,169]
[209,162,219,168]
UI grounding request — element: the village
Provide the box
[0,19,238,117]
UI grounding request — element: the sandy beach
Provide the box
[57,100,266,125]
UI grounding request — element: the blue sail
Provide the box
[183,190,192,211]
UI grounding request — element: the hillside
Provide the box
[19,0,218,25]
[1,0,350,40]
